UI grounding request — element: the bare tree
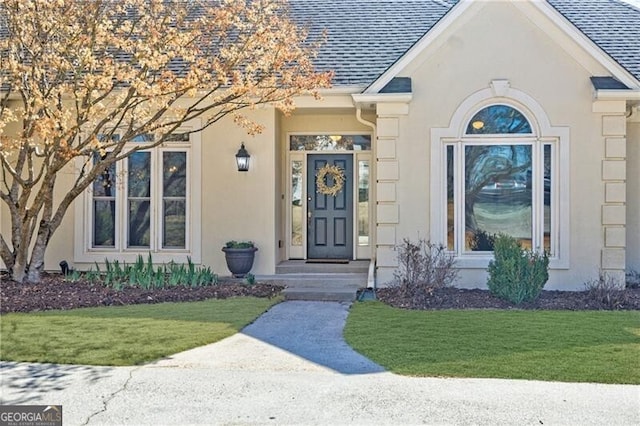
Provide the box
[0,0,332,282]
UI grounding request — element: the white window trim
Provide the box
[430,81,570,269]
[74,120,202,264]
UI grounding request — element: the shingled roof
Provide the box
[289,0,640,88]
[548,0,640,84]
[288,0,457,86]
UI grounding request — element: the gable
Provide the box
[292,0,640,92]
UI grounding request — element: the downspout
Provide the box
[355,106,378,292]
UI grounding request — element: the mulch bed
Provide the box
[374,286,640,311]
[3,272,640,313]
[0,272,283,314]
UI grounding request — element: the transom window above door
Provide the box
[289,134,371,151]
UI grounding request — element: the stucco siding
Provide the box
[198,108,279,276]
[375,1,616,288]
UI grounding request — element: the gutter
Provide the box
[354,105,378,292]
[352,93,413,106]
[595,89,640,105]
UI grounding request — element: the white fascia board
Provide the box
[364,0,475,94]
[594,89,640,101]
[527,0,640,90]
[318,85,368,95]
[352,93,413,105]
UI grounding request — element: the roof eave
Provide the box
[595,89,640,104]
[352,93,413,106]
[319,85,369,95]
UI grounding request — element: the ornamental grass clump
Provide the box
[487,234,549,304]
[82,254,217,289]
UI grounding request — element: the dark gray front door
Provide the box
[307,154,353,259]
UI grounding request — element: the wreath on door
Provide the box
[316,164,345,197]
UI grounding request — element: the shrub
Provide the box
[585,272,628,309]
[626,270,640,289]
[393,238,458,304]
[487,234,549,304]
[244,273,256,285]
[225,240,254,249]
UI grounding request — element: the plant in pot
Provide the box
[222,241,258,278]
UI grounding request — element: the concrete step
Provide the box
[283,287,357,302]
[256,272,366,302]
[275,260,369,275]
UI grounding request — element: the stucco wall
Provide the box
[198,108,279,275]
[375,1,617,289]
[280,111,373,135]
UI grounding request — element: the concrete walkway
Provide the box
[1,301,639,425]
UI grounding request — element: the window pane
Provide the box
[291,160,303,246]
[128,200,150,247]
[163,200,186,248]
[544,144,552,253]
[446,146,454,250]
[465,145,532,251]
[165,133,190,142]
[128,152,151,197]
[466,105,532,134]
[93,200,115,247]
[131,133,154,143]
[93,158,116,197]
[289,135,371,151]
[92,153,116,248]
[358,160,369,246]
[163,152,186,197]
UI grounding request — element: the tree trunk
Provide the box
[11,257,27,283]
[26,239,46,282]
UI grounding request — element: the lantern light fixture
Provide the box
[235,143,250,172]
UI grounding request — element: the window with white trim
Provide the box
[77,129,201,263]
[444,104,556,256]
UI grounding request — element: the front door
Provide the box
[307,154,353,259]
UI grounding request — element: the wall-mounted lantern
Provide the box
[235,143,250,172]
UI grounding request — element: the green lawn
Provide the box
[345,302,640,384]
[0,297,280,366]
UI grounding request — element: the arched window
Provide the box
[431,81,569,268]
[445,104,552,255]
[465,105,532,135]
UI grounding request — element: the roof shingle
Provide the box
[290,0,640,88]
[548,0,640,84]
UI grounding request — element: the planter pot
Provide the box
[222,247,258,278]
